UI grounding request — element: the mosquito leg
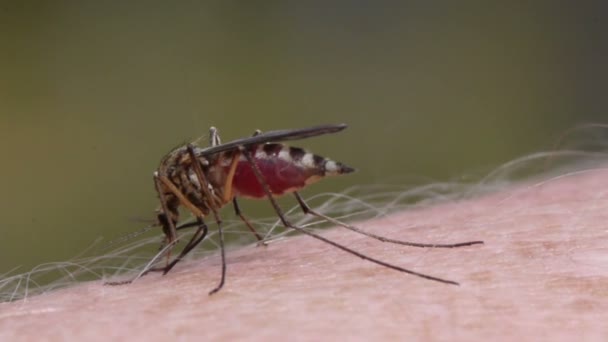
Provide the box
[156,172,208,219]
[155,212,176,251]
[203,217,226,295]
[220,129,266,245]
[239,147,460,286]
[186,144,224,212]
[154,171,211,267]
[103,236,180,286]
[232,198,266,244]
[184,144,227,295]
[176,220,203,231]
[153,174,181,267]
[154,174,178,246]
[152,174,211,275]
[293,192,483,248]
[105,219,197,286]
[161,217,209,275]
[106,217,211,287]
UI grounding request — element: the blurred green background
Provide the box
[1,2,607,278]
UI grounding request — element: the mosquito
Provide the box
[107,124,483,294]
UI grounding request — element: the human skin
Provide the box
[1,169,608,341]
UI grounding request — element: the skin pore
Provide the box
[1,168,607,340]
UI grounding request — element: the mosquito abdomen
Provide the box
[230,144,354,199]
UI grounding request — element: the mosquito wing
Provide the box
[197,123,347,156]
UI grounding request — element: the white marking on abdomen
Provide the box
[301,153,316,169]
[324,160,339,174]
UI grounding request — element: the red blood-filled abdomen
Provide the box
[231,158,316,199]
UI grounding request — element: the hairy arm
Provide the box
[1,169,607,340]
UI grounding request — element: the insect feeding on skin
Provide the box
[107,124,483,294]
